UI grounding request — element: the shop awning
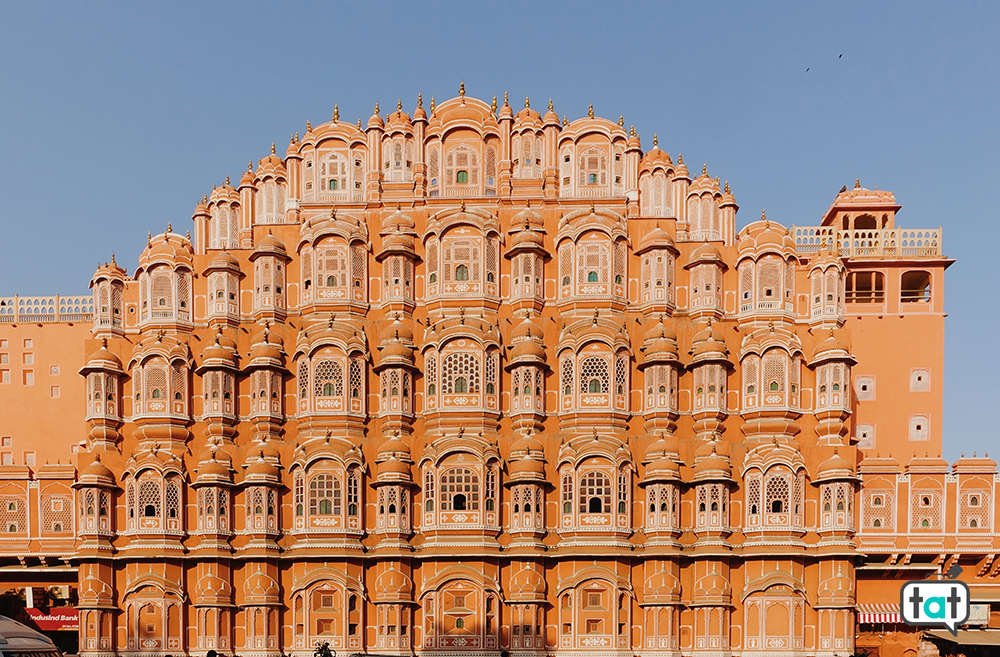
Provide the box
[926,629,1000,646]
[857,603,901,623]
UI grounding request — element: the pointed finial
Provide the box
[332,105,339,122]
[417,93,423,108]
[185,230,190,240]
[330,207,337,220]
[397,99,402,112]
[147,232,152,246]
[588,104,594,118]
[617,114,623,126]
[629,125,635,137]
[548,98,553,111]
[724,180,730,193]
[357,118,362,129]
[590,202,595,215]
[110,252,116,266]
[653,133,658,147]
[525,96,530,109]
[490,95,497,112]
[855,178,860,188]
[248,160,253,172]
[562,115,568,126]
[504,90,509,106]
[167,222,172,233]
[702,163,707,176]
[460,199,466,212]
[225,175,230,186]
[374,102,380,115]
[768,321,775,333]
[306,120,312,132]
[677,153,684,164]
[430,97,436,113]
[271,142,276,154]
[459,80,466,98]
[762,208,767,222]
[715,176,720,184]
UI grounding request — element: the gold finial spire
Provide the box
[147,232,152,246]
[306,120,311,131]
[855,178,860,188]
[167,222,172,233]
[724,180,730,193]
[295,132,299,142]
[270,142,275,154]
[460,199,466,211]
[653,133,658,147]
[715,176,720,184]
[397,99,402,111]
[248,160,253,172]
[588,104,594,118]
[225,175,230,186]
[185,230,189,240]
[430,97,436,113]
[677,153,684,164]
[110,252,116,266]
[548,98,553,111]
[525,96,530,109]
[617,114,623,126]
[702,163,707,175]
[503,90,509,106]
[630,125,636,137]
[417,93,423,108]
[333,104,339,121]
[459,80,466,98]
[374,102,380,115]
[491,95,497,112]
[357,118,362,130]
[562,115,568,126]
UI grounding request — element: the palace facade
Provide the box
[0,88,985,657]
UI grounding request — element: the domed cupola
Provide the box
[248,230,290,321]
[81,338,125,450]
[507,202,547,311]
[245,323,286,439]
[374,315,416,432]
[509,564,547,603]
[90,254,127,337]
[240,447,282,548]
[74,453,118,545]
[692,563,732,606]
[373,563,414,604]
[135,227,195,329]
[196,328,239,440]
[643,563,682,606]
[373,432,414,543]
[806,241,845,329]
[506,314,547,432]
[638,316,680,430]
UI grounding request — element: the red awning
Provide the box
[25,607,78,631]
[857,603,901,624]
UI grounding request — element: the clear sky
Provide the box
[1,1,997,459]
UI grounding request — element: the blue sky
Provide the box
[1,1,997,459]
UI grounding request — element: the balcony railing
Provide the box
[0,295,93,323]
[791,227,943,258]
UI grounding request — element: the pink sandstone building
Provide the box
[0,87,987,657]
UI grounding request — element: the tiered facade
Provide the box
[0,89,960,657]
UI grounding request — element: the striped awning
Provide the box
[857,603,901,623]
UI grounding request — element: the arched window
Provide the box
[579,472,611,514]
[455,264,469,281]
[588,271,598,283]
[456,170,468,184]
[580,356,609,394]
[441,467,479,511]
[309,474,341,517]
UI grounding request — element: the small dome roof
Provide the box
[244,452,279,479]
[511,202,543,230]
[204,250,240,273]
[644,566,681,602]
[643,317,678,344]
[81,340,124,374]
[511,433,544,455]
[244,565,280,601]
[512,316,543,342]
[138,230,194,271]
[509,566,546,600]
[378,435,411,459]
[816,448,855,482]
[382,205,416,234]
[380,316,414,344]
[686,242,725,267]
[80,454,115,481]
[811,330,852,364]
[251,231,288,259]
[374,564,413,601]
[693,569,731,598]
[378,457,412,478]
[510,224,545,250]
[636,222,675,254]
